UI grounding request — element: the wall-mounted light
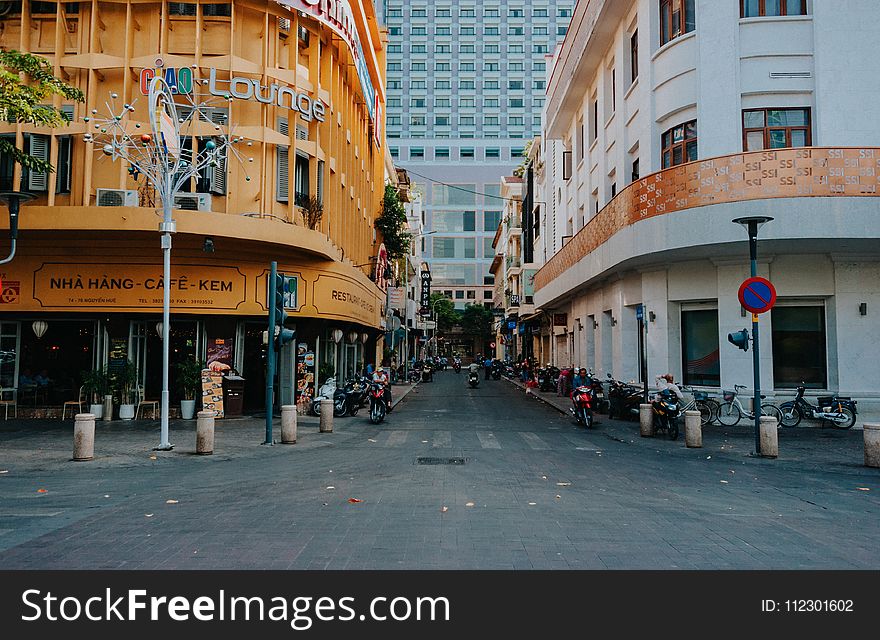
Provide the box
[648,311,656,323]
[593,320,599,329]
[859,303,867,316]
[203,237,215,253]
[610,317,617,326]
[577,319,584,330]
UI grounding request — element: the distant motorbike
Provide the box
[468,371,480,388]
[491,363,502,380]
[368,382,388,424]
[652,388,681,440]
[452,361,461,374]
[779,385,858,429]
[569,384,595,428]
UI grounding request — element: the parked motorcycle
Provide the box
[779,385,858,429]
[491,363,502,380]
[651,388,681,440]
[468,371,480,388]
[537,365,560,392]
[569,384,595,428]
[343,377,369,417]
[607,375,643,421]
[310,377,349,418]
[368,382,387,424]
[452,360,461,373]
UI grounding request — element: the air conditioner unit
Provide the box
[96,188,138,207]
[173,193,212,212]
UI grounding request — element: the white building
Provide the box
[534,0,880,410]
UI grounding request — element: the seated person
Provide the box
[34,369,52,386]
[18,368,35,388]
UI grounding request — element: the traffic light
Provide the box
[728,329,750,351]
[273,273,295,351]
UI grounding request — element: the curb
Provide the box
[505,377,569,415]
[391,381,419,409]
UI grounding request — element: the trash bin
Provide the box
[222,374,245,416]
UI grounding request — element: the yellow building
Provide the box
[0,0,388,415]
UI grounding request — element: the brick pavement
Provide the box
[0,373,877,569]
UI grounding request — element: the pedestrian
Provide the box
[520,359,530,383]
[484,355,492,380]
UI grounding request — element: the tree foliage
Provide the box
[459,304,495,340]
[375,184,411,260]
[0,50,84,174]
[429,292,459,332]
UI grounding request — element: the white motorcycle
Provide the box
[310,377,341,416]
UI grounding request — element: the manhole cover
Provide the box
[416,457,467,465]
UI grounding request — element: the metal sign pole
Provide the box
[749,223,762,455]
[265,261,277,445]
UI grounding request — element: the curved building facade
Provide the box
[533,0,880,409]
[0,0,387,414]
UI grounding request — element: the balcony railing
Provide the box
[506,255,521,270]
[534,147,880,292]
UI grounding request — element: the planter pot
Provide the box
[119,404,135,421]
[180,399,196,420]
[89,403,104,419]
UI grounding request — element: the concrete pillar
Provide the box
[759,415,778,458]
[102,394,113,421]
[196,410,214,455]
[320,400,333,433]
[281,405,297,444]
[684,410,702,448]
[73,413,95,461]
[864,423,880,468]
[639,404,654,437]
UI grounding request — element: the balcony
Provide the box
[506,255,521,272]
[534,147,880,294]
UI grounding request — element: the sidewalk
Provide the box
[505,377,878,476]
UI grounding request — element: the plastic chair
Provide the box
[136,385,159,419]
[0,388,18,419]
[62,386,85,420]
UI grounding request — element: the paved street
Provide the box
[0,371,878,569]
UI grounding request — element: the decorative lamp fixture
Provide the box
[32,320,48,339]
[203,237,215,253]
[593,320,599,329]
[610,317,617,326]
[361,332,369,344]
[348,330,359,344]
[331,329,343,343]
[859,303,867,316]
[156,322,164,338]
[649,311,656,322]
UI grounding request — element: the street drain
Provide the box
[416,457,467,465]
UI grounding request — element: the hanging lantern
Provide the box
[361,332,369,344]
[32,320,48,339]
[331,329,343,344]
[156,322,164,339]
[347,331,359,344]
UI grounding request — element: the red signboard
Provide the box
[738,277,777,314]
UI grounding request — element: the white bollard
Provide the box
[320,400,334,433]
[281,405,297,444]
[684,410,702,448]
[73,413,95,461]
[196,410,215,455]
[759,415,779,458]
[640,404,654,437]
[864,423,880,468]
[102,394,113,421]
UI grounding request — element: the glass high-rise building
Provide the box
[379,1,574,309]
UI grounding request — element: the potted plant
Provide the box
[81,368,109,419]
[175,359,204,420]
[113,360,139,420]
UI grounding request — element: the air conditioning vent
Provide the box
[769,71,812,79]
[96,188,138,207]
[296,125,308,141]
[173,192,212,212]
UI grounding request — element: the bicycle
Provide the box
[678,386,720,427]
[716,385,782,426]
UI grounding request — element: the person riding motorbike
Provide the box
[372,366,393,412]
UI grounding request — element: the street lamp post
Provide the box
[0,192,37,265]
[733,216,774,455]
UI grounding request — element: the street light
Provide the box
[732,215,774,455]
[0,191,36,265]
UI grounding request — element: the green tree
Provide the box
[429,292,459,332]
[375,184,411,260]
[459,304,495,342]
[0,50,84,174]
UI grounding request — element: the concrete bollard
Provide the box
[864,423,880,468]
[196,410,215,455]
[73,413,95,461]
[281,405,297,444]
[102,394,113,421]
[759,415,779,458]
[639,404,654,437]
[684,410,702,448]
[320,400,334,433]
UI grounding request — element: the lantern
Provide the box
[156,322,164,339]
[32,320,48,339]
[331,329,343,344]
[361,332,369,344]
[348,331,359,344]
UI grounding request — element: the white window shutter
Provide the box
[28,134,49,191]
[209,151,226,195]
[276,145,289,202]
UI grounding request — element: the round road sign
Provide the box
[490,342,496,349]
[738,277,777,314]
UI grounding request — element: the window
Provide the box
[389,147,399,159]
[559,8,572,17]
[660,0,696,46]
[467,291,476,299]
[460,26,475,35]
[411,116,426,126]
[410,62,426,71]
[410,80,426,89]
[461,8,475,17]
[485,26,499,35]
[533,61,546,71]
[412,44,427,53]
[432,210,477,231]
[410,147,424,159]
[533,44,548,53]
[510,8,524,17]
[436,26,451,35]
[681,310,720,386]
[509,116,525,126]
[455,290,465,299]
[509,26,524,36]
[433,185,477,206]
[631,158,640,182]
[576,116,585,164]
[436,44,451,53]
[411,8,426,17]
[485,116,500,126]
[435,80,451,89]
[485,44,500,53]
[435,116,450,126]
[460,44,475,53]
[460,148,475,158]
[534,80,546,91]
[433,238,476,259]
[533,8,548,17]
[435,148,450,159]
[436,8,450,17]
[772,305,827,389]
[741,0,808,17]
[485,80,500,90]
[435,98,451,108]
[630,31,639,84]
[484,98,500,108]
[509,80,524,90]
[411,26,426,35]
[590,96,598,144]
[460,80,476,90]
[460,97,476,108]
[509,98,525,108]
[411,98,425,108]
[387,98,401,108]
[534,26,548,35]
[484,291,493,300]
[509,44,524,53]
[484,210,502,230]
[387,44,402,54]
[509,62,524,72]
[435,62,451,71]
[486,148,500,159]
[485,62,500,71]
[742,108,811,151]
[661,120,698,168]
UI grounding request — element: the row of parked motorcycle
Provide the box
[309,376,391,424]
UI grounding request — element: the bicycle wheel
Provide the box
[704,399,721,424]
[778,403,801,427]
[760,403,783,425]
[716,401,741,426]
[695,401,713,427]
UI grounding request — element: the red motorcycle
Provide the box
[369,382,388,424]
[570,385,595,428]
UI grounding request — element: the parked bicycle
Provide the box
[678,386,721,427]
[716,385,782,426]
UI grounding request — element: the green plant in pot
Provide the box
[113,360,139,420]
[81,368,109,419]
[318,362,335,386]
[176,359,205,420]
